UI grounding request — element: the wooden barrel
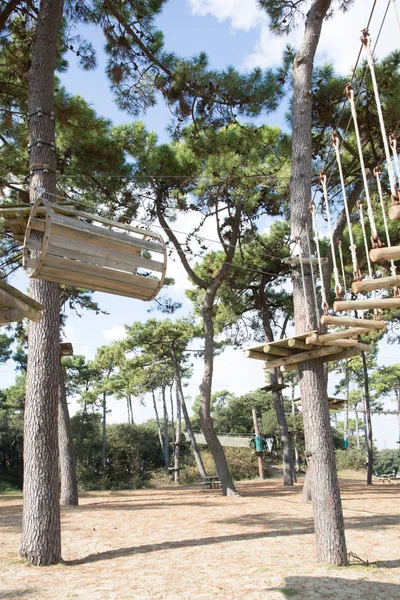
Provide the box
[23,201,167,301]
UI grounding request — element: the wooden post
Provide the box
[334,298,400,311]
[320,315,385,331]
[351,275,400,293]
[252,408,264,480]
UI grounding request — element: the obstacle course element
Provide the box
[0,202,167,301]
[182,431,252,449]
[0,279,43,325]
[295,397,346,412]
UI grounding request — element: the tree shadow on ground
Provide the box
[0,589,37,598]
[373,559,400,569]
[270,576,400,600]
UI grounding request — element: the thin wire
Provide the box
[391,0,400,39]
[374,167,397,279]
[358,201,377,312]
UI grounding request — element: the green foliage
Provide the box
[335,448,367,472]
[373,449,400,476]
[180,448,267,483]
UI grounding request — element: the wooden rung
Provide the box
[306,328,370,345]
[333,298,400,311]
[263,344,291,357]
[357,342,372,352]
[370,246,400,263]
[389,204,400,221]
[351,275,400,293]
[321,315,386,331]
[324,339,360,348]
[264,345,341,369]
[282,257,328,265]
[287,339,307,349]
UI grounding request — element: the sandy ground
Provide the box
[0,478,399,600]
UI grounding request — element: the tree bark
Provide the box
[101,391,107,469]
[174,387,181,484]
[199,292,238,496]
[152,390,165,463]
[302,457,313,502]
[262,303,294,485]
[355,409,360,450]
[20,0,64,567]
[252,408,264,480]
[170,384,175,449]
[172,351,208,480]
[361,352,373,485]
[290,0,347,565]
[58,362,78,506]
[162,386,170,470]
[344,363,349,449]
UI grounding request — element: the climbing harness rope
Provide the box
[320,172,342,298]
[358,200,378,318]
[374,166,397,280]
[362,30,399,204]
[389,134,400,188]
[332,132,361,281]
[346,82,381,246]
[338,239,348,298]
[310,202,329,314]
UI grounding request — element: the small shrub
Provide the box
[335,448,366,471]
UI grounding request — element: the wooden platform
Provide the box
[244,328,372,371]
[0,279,43,324]
[295,397,346,412]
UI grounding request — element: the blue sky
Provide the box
[3,0,400,449]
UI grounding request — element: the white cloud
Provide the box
[188,0,399,74]
[102,325,126,342]
[188,0,262,31]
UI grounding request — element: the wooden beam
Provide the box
[389,204,400,221]
[287,339,307,349]
[280,348,360,372]
[282,257,328,265]
[0,308,25,324]
[323,339,360,348]
[351,275,400,293]
[306,328,370,345]
[370,246,400,263]
[356,342,372,352]
[264,345,341,369]
[244,350,277,362]
[320,315,385,331]
[263,344,291,357]
[333,298,400,311]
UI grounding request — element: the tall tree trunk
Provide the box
[199,293,238,496]
[291,395,301,472]
[174,387,181,484]
[355,409,360,450]
[127,394,134,424]
[162,386,170,470]
[361,352,373,484]
[172,350,207,480]
[102,391,107,469]
[252,408,264,480]
[58,361,78,506]
[152,390,165,463]
[20,0,64,567]
[344,363,349,449]
[170,384,175,448]
[290,0,347,565]
[302,456,313,502]
[397,388,400,447]
[262,305,294,485]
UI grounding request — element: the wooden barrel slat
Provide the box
[37,271,151,300]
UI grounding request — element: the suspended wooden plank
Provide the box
[351,275,400,293]
[388,204,400,221]
[306,327,370,345]
[0,279,43,323]
[282,257,328,265]
[333,298,400,311]
[60,342,73,356]
[370,246,400,263]
[320,315,386,331]
[16,200,167,301]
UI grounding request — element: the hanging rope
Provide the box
[338,239,348,297]
[374,166,397,279]
[332,131,361,281]
[296,236,312,331]
[361,29,399,204]
[345,83,382,247]
[310,201,329,314]
[320,172,342,299]
[305,225,321,329]
[358,200,378,318]
[389,134,400,187]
